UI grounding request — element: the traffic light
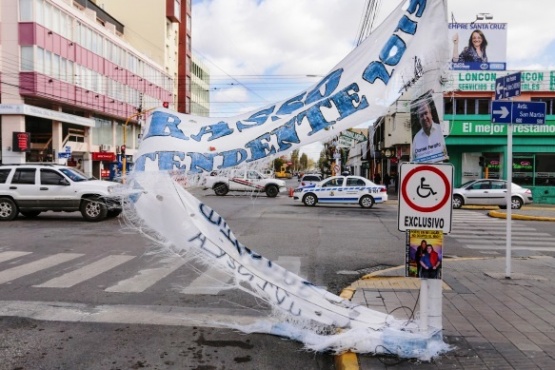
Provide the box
[479,156,485,167]
[121,145,126,156]
[162,101,169,108]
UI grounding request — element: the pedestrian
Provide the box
[383,173,391,189]
[373,172,381,184]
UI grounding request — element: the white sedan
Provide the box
[293,175,388,208]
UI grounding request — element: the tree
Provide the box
[300,153,308,170]
[291,149,300,171]
[318,148,331,175]
[273,157,285,171]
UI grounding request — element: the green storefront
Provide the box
[444,115,555,204]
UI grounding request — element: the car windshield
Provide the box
[59,168,89,182]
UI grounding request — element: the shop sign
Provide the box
[444,71,555,92]
[448,120,555,136]
[92,152,116,161]
[12,132,31,152]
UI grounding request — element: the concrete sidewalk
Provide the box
[338,256,555,369]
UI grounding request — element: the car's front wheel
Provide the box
[265,185,279,198]
[452,195,463,209]
[80,197,109,221]
[213,183,229,196]
[0,197,18,221]
[302,193,317,206]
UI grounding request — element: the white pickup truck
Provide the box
[202,169,287,197]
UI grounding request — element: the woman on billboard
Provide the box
[452,30,488,63]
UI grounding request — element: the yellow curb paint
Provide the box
[335,351,359,370]
[489,210,555,222]
[340,288,355,300]
[353,276,451,291]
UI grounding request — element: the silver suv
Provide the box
[0,163,122,221]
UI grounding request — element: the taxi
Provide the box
[292,175,388,208]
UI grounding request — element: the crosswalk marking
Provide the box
[105,259,186,293]
[451,210,554,252]
[180,256,304,295]
[0,251,32,263]
[0,253,84,284]
[464,245,555,252]
[449,231,553,242]
[34,255,135,288]
[0,251,308,295]
[276,256,302,276]
[180,265,234,295]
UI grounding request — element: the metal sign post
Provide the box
[492,72,547,279]
[505,122,512,279]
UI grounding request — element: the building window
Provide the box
[444,98,453,114]
[20,46,34,71]
[450,98,491,115]
[477,99,490,114]
[535,154,555,186]
[19,0,33,21]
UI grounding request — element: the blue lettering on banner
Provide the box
[137,0,430,174]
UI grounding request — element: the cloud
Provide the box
[191,0,555,159]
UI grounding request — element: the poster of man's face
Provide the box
[410,91,449,164]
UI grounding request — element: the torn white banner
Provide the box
[125,0,451,360]
[134,0,449,174]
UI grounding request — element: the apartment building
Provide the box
[0,0,186,180]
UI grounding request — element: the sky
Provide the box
[191,0,555,160]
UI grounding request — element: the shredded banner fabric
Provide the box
[126,0,451,360]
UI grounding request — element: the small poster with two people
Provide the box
[406,229,443,279]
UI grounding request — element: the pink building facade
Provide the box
[1,0,175,179]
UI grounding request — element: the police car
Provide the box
[293,175,388,208]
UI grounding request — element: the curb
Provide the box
[334,257,493,369]
[334,289,359,369]
[488,210,555,222]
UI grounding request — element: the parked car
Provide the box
[292,175,387,208]
[452,179,533,209]
[201,169,286,197]
[0,163,122,221]
[297,174,322,187]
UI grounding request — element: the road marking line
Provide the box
[180,265,234,295]
[276,256,302,276]
[0,253,84,284]
[0,300,271,328]
[463,245,555,252]
[448,233,548,238]
[0,251,32,263]
[181,255,303,295]
[105,258,187,293]
[34,255,135,288]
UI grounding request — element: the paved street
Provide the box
[1,186,555,369]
